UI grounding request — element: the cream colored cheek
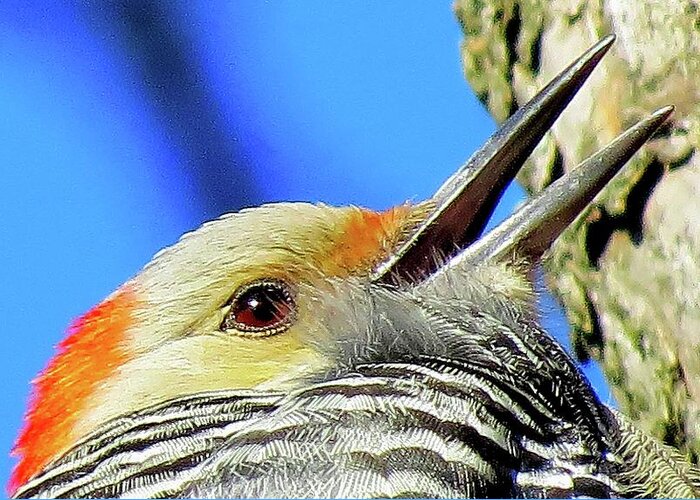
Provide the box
[76,330,323,439]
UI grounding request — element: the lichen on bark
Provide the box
[455,0,700,460]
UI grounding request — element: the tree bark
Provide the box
[454,0,700,459]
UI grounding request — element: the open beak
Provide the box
[372,35,672,285]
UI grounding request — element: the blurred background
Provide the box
[0,1,610,488]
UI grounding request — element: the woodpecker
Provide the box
[10,37,697,498]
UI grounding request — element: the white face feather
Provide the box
[129,203,349,353]
[76,202,417,436]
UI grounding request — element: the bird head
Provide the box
[9,35,671,495]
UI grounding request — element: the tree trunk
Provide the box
[454,0,700,460]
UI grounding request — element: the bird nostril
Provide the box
[221,279,296,337]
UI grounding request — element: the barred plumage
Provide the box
[16,365,621,497]
[16,392,281,497]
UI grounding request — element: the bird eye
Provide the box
[220,279,296,337]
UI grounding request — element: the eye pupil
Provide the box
[222,280,296,335]
[236,290,283,326]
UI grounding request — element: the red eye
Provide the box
[221,280,296,336]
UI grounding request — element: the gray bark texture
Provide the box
[454,0,700,459]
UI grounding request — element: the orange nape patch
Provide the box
[328,204,415,275]
[8,287,138,495]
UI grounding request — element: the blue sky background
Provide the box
[0,1,611,489]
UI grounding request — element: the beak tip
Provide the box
[655,105,675,121]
